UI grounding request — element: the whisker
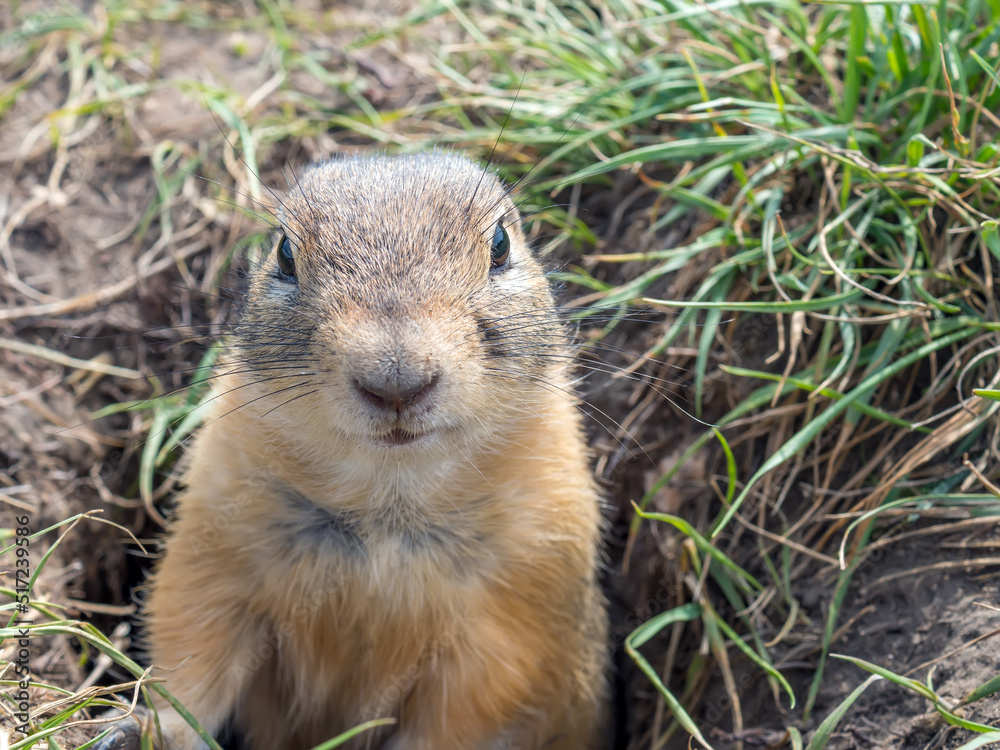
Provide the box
[201,379,319,430]
[478,347,689,389]
[482,366,650,461]
[255,387,321,422]
[126,366,319,419]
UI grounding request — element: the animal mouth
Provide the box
[380,427,424,446]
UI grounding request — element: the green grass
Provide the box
[1,0,999,748]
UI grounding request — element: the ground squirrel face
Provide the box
[232,152,565,458]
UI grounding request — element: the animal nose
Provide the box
[353,374,439,413]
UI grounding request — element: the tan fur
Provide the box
[109,153,607,750]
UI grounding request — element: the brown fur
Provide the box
[105,153,607,749]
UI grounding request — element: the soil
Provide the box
[1,2,998,749]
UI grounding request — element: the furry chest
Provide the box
[241,479,495,611]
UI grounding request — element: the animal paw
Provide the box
[92,718,145,750]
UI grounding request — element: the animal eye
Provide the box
[490,222,510,270]
[277,234,296,278]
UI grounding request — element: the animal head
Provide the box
[229,152,569,461]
